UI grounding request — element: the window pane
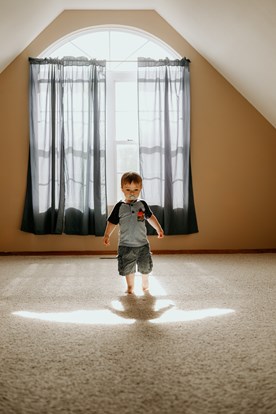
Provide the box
[115,82,137,111]
[116,144,139,172]
[116,112,138,142]
[115,82,138,142]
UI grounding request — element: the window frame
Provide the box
[106,69,140,203]
[40,27,179,205]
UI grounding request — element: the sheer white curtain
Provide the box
[21,57,107,235]
[137,58,198,235]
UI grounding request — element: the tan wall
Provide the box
[0,10,276,253]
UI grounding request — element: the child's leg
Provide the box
[142,274,149,291]
[137,245,152,292]
[125,273,135,294]
[118,246,136,294]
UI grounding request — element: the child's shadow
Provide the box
[108,292,174,322]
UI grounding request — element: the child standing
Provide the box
[103,172,164,294]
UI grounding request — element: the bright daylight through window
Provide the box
[44,27,178,204]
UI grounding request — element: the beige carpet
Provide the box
[0,254,275,414]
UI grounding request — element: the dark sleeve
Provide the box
[140,200,153,219]
[107,201,123,225]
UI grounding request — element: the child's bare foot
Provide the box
[125,274,134,295]
[142,274,149,292]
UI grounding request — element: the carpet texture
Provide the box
[0,254,275,414]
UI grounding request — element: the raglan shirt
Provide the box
[108,199,153,247]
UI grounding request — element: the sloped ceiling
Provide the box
[0,0,276,128]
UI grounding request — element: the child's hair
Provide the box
[121,172,142,187]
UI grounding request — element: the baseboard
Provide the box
[0,249,275,256]
[152,249,276,254]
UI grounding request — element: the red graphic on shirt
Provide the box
[137,209,145,222]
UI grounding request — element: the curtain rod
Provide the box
[30,57,191,65]
[104,58,191,63]
[32,57,190,63]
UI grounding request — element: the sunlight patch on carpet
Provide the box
[13,310,136,325]
[149,307,235,323]
[13,307,234,325]
[12,276,234,325]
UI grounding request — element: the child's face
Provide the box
[121,181,142,202]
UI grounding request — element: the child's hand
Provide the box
[157,229,164,239]
[103,235,110,246]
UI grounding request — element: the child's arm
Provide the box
[147,215,164,239]
[103,222,117,246]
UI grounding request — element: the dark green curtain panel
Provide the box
[137,58,198,235]
[21,57,107,235]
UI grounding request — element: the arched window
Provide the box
[22,27,198,236]
[44,27,179,203]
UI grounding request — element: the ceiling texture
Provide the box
[0,0,275,128]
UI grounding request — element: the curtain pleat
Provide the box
[137,58,198,235]
[21,57,107,235]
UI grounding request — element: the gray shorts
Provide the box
[117,244,153,276]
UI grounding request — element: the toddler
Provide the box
[103,172,164,294]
